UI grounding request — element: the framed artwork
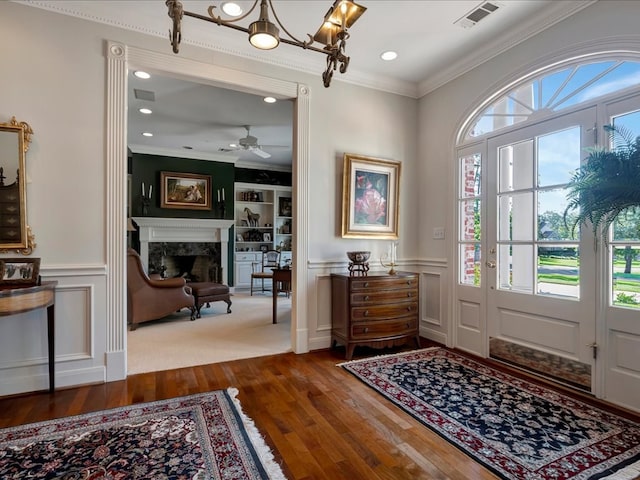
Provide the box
[263,232,272,242]
[236,234,244,242]
[278,197,292,217]
[342,153,400,239]
[0,257,40,285]
[160,171,212,210]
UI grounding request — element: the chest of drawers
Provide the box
[331,272,420,360]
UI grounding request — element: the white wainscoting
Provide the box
[0,264,107,396]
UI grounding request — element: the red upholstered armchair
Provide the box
[127,248,195,330]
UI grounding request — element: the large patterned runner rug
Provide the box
[0,388,286,479]
[340,348,640,480]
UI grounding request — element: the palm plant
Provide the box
[564,124,640,239]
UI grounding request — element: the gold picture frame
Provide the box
[0,257,40,285]
[341,153,400,239]
[160,171,212,211]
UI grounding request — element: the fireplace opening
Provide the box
[148,242,222,283]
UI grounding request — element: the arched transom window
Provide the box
[464,60,640,141]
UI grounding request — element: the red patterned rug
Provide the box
[0,388,286,479]
[340,348,640,480]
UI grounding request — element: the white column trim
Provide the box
[105,41,128,381]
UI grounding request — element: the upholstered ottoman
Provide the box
[188,282,232,318]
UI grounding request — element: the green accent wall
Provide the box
[131,153,235,219]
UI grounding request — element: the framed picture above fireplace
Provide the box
[161,171,212,211]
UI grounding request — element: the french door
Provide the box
[455,64,640,410]
[484,108,598,391]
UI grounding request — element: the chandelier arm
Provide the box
[183,10,328,55]
[206,1,259,26]
[166,0,183,53]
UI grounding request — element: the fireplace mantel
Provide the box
[132,217,234,285]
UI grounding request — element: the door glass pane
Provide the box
[610,108,640,308]
[612,246,640,309]
[460,154,481,197]
[613,209,640,242]
[538,127,581,187]
[537,245,579,298]
[538,189,576,241]
[499,193,533,241]
[499,140,534,191]
[460,200,481,241]
[460,243,481,286]
[498,244,533,293]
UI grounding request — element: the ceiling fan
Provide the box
[219,125,275,159]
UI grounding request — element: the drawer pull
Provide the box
[364,310,369,317]
[406,323,411,328]
[364,327,369,333]
[364,295,370,301]
[407,292,412,297]
[407,306,412,311]
[406,281,412,285]
[364,282,369,288]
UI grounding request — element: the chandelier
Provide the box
[165,0,366,87]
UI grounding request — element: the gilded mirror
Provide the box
[0,117,35,254]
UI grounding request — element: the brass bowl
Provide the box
[346,251,371,264]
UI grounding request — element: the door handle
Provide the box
[486,261,496,268]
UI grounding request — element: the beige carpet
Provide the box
[127,292,292,375]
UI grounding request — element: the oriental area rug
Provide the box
[340,348,640,480]
[0,388,287,480]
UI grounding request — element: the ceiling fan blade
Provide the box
[250,147,271,158]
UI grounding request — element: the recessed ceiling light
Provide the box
[134,71,151,79]
[142,132,153,137]
[380,51,398,61]
[264,96,277,104]
[183,146,193,150]
[139,108,152,114]
[229,143,238,148]
[221,2,243,16]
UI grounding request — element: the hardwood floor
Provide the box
[1,343,638,480]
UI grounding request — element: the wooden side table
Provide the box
[272,268,291,324]
[0,281,57,392]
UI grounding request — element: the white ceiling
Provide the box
[18,0,594,167]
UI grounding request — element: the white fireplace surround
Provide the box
[132,217,235,285]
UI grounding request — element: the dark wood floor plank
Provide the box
[1,344,638,480]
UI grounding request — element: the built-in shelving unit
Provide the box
[234,182,292,288]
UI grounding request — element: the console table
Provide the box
[0,281,57,392]
[331,272,420,360]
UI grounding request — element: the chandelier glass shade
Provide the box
[165,0,366,87]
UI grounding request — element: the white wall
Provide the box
[0,1,420,395]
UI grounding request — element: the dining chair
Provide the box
[250,250,280,295]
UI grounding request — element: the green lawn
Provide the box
[538,273,579,285]
[538,256,578,267]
